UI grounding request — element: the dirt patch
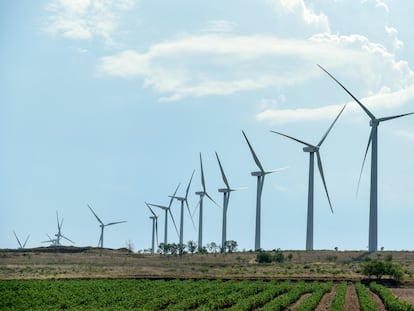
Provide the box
[284,293,311,310]
[315,284,338,311]
[368,290,386,311]
[390,288,414,306]
[344,283,360,311]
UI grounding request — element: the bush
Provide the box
[256,252,273,263]
[361,260,404,282]
[256,250,285,264]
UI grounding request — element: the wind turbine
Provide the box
[145,202,159,254]
[147,183,180,247]
[319,64,414,252]
[55,211,73,246]
[87,204,127,248]
[170,170,195,253]
[194,153,220,251]
[215,152,246,252]
[270,104,346,251]
[242,130,287,251]
[13,231,29,249]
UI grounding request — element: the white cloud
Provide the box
[266,0,330,36]
[394,129,414,141]
[44,0,136,45]
[97,33,414,102]
[257,84,414,124]
[385,26,404,50]
[375,0,389,12]
[202,20,236,33]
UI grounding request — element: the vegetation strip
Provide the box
[330,281,347,311]
[355,282,378,311]
[1,279,414,310]
[370,282,414,311]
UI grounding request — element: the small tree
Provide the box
[187,241,197,254]
[225,240,238,253]
[207,242,218,253]
[362,260,404,282]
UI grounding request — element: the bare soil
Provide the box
[368,289,386,311]
[315,284,338,311]
[285,293,312,310]
[390,288,414,305]
[344,283,360,311]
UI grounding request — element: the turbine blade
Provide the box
[200,153,206,192]
[87,204,104,225]
[185,200,196,231]
[145,202,157,217]
[318,64,376,120]
[168,183,181,209]
[192,198,201,218]
[357,129,373,196]
[106,221,127,226]
[13,231,23,248]
[266,166,289,174]
[317,104,347,147]
[205,192,221,208]
[316,152,333,213]
[242,130,265,173]
[168,208,179,237]
[185,170,195,200]
[231,187,248,191]
[270,130,313,148]
[147,203,168,210]
[56,211,61,230]
[23,235,30,248]
[378,112,414,123]
[215,152,230,189]
[61,235,75,244]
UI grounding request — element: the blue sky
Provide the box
[2,0,414,251]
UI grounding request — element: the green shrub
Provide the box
[256,252,273,263]
[362,260,404,282]
[370,282,414,311]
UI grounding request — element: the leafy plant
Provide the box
[370,282,414,311]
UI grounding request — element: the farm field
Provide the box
[2,248,414,309]
[1,278,414,310]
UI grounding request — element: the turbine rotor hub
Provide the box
[303,146,318,153]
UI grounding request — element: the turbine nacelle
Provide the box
[369,119,379,127]
[303,146,319,153]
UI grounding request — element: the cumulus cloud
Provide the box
[266,0,330,37]
[97,33,414,102]
[44,0,136,45]
[257,84,414,125]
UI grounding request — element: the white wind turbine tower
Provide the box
[242,130,287,251]
[194,153,220,251]
[170,170,195,253]
[147,183,181,247]
[145,202,159,254]
[87,204,127,248]
[13,231,30,249]
[270,104,346,251]
[319,64,414,252]
[215,152,246,252]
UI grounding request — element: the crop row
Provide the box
[1,279,413,310]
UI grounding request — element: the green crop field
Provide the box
[1,279,413,310]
